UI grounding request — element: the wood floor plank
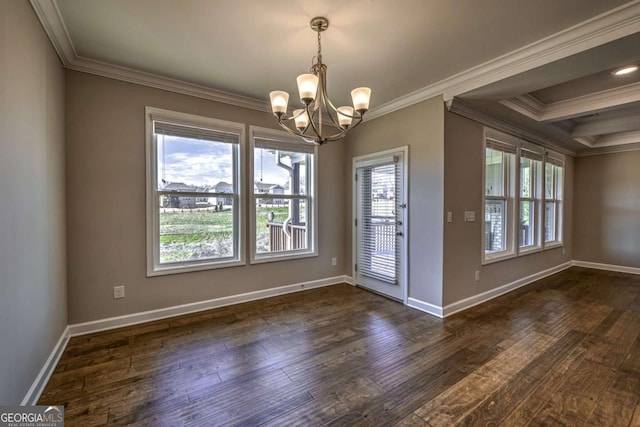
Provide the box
[585,373,640,426]
[414,330,556,426]
[458,330,585,426]
[498,346,587,427]
[36,269,640,426]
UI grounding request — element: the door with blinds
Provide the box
[354,149,407,301]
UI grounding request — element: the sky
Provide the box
[158,136,291,187]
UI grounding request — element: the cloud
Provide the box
[159,137,233,185]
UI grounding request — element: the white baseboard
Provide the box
[407,297,444,318]
[406,261,573,319]
[69,275,350,336]
[344,275,354,285]
[572,260,640,275]
[443,261,573,317]
[21,326,70,406]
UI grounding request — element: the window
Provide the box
[482,127,565,264]
[544,155,564,246]
[250,127,317,263]
[519,144,543,252]
[483,130,516,263]
[146,107,244,276]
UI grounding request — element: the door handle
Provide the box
[396,231,403,236]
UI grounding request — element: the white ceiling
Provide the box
[33,0,640,154]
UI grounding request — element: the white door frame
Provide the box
[352,146,409,304]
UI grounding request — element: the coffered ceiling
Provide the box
[30,0,640,155]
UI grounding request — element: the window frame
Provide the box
[249,126,318,264]
[145,107,245,276]
[482,129,517,264]
[482,128,565,265]
[517,141,544,255]
[543,153,564,249]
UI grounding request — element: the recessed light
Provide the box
[612,65,638,76]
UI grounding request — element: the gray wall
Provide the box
[0,1,67,404]
[574,151,640,268]
[345,97,445,306]
[443,111,573,306]
[65,71,346,323]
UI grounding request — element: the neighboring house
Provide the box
[213,181,233,205]
[254,182,275,193]
[267,184,285,204]
[161,182,197,209]
[254,182,286,205]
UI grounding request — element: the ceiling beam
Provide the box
[501,83,640,125]
[540,82,640,122]
[571,115,640,137]
[594,130,640,147]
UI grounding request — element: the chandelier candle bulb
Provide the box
[337,106,354,127]
[351,87,371,113]
[269,91,289,115]
[297,74,319,103]
[293,109,309,130]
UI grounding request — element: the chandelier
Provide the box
[269,17,372,145]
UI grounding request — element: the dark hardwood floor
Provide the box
[39,267,640,426]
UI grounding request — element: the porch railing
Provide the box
[266,222,306,252]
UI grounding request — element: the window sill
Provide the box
[147,259,246,277]
[482,252,517,265]
[518,246,543,256]
[250,250,317,265]
[543,242,564,251]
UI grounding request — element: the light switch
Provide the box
[447,211,453,223]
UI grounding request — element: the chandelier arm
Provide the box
[314,63,345,130]
[319,115,366,142]
[276,117,319,145]
[304,103,323,143]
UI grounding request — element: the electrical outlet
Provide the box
[465,211,476,222]
[474,271,480,282]
[331,257,337,266]
[562,247,566,255]
[113,285,125,299]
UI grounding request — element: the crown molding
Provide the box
[447,98,576,156]
[500,82,640,150]
[573,137,595,149]
[577,141,640,156]
[498,95,545,121]
[29,0,76,64]
[31,0,640,119]
[29,0,271,113]
[69,57,272,113]
[368,1,640,120]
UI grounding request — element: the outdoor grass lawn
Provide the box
[159,206,290,243]
[158,206,294,262]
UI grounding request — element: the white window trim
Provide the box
[482,129,517,265]
[543,150,565,250]
[145,107,245,276]
[248,126,318,264]
[517,140,544,256]
[482,129,565,265]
